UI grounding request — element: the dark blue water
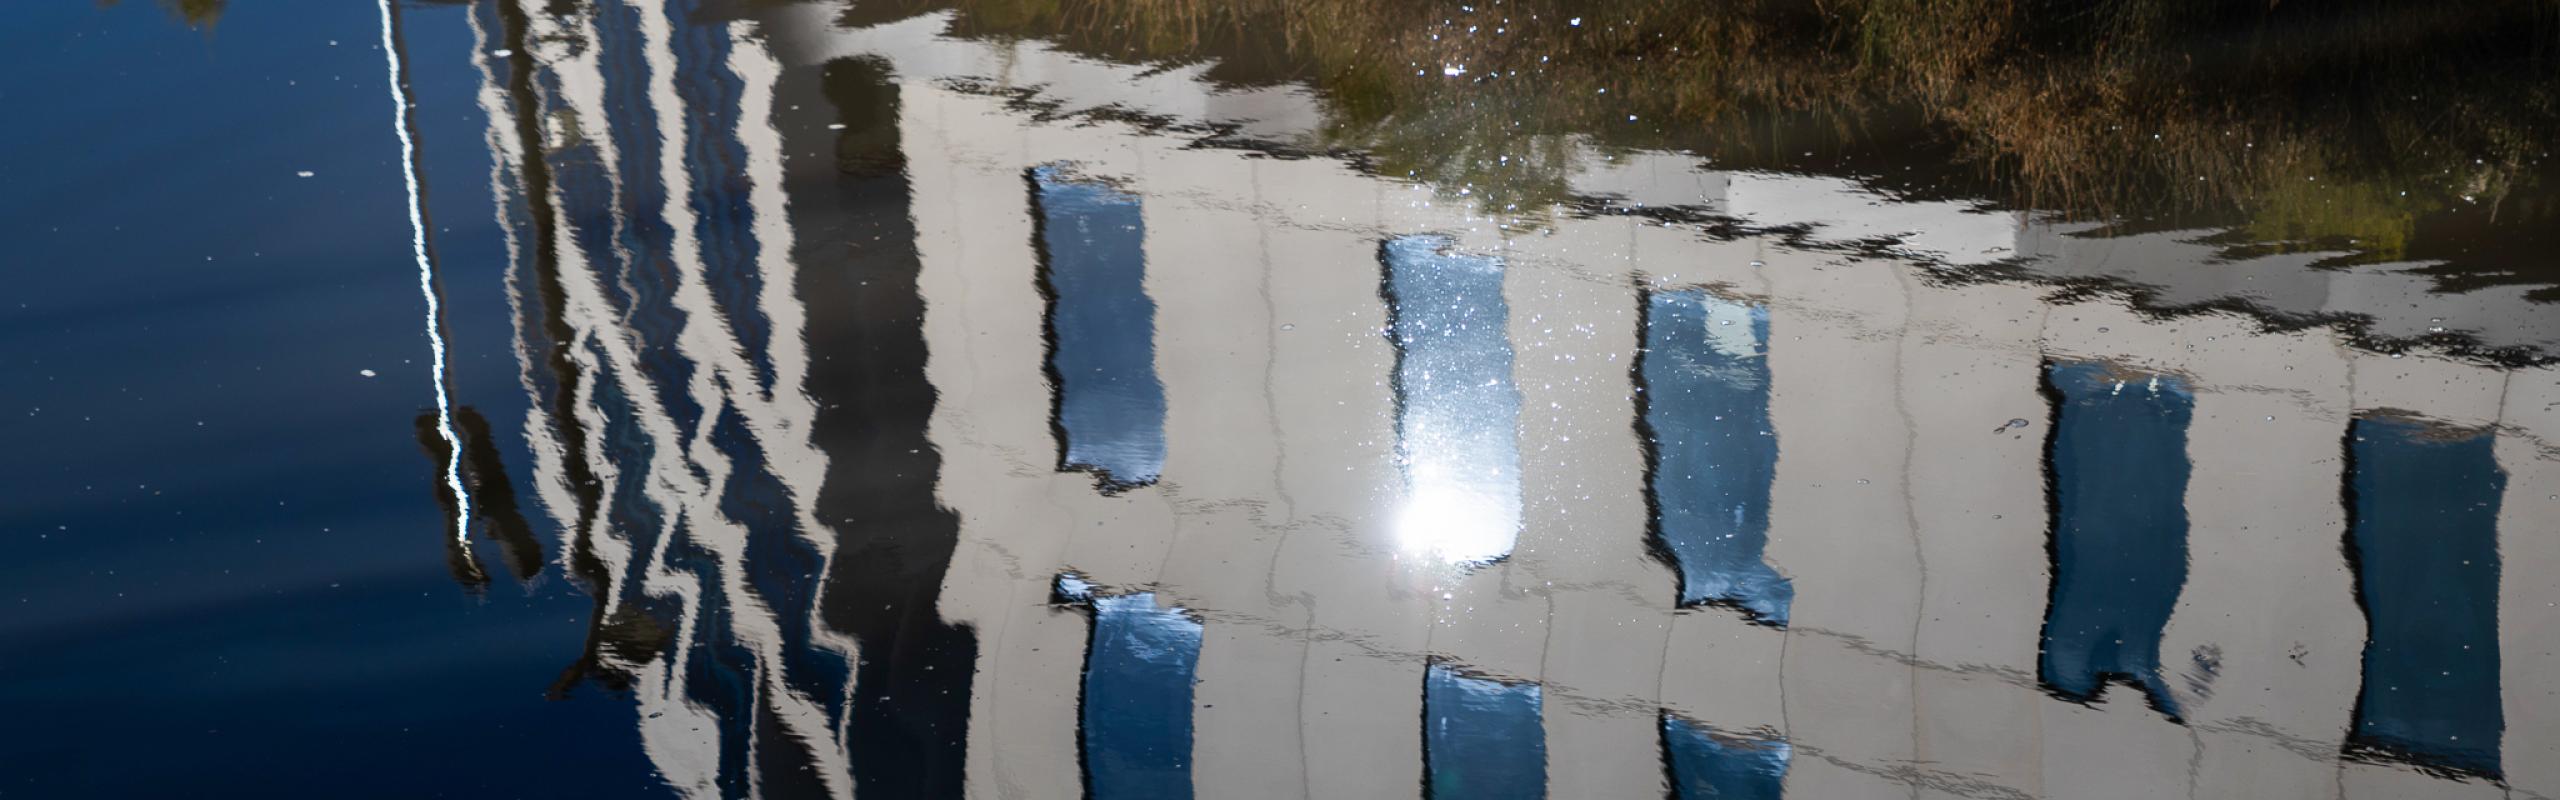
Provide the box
[0,2,666,796]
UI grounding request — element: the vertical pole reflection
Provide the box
[1660,713,1789,800]
[2038,361,2192,717]
[1423,662,1545,800]
[1057,575,1203,800]
[1636,288,1791,625]
[2343,416,2505,779]
[1381,235,1522,566]
[1032,165,1166,493]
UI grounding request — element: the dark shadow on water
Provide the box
[415,407,546,591]
[794,54,980,799]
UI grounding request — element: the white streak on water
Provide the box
[379,0,471,549]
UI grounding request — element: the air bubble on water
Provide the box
[296,171,315,178]
[359,369,377,377]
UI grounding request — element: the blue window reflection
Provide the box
[2039,362,2192,717]
[1638,289,1791,625]
[1662,713,1789,800]
[2345,416,2505,779]
[1424,662,1545,800]
[1058,574,1203,798]
[1034,165,1166,492]
[1381,235,1523,565]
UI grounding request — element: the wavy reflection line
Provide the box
[475,1,866,794]
[509,12,725,786]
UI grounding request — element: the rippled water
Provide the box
[3,1,2555,798]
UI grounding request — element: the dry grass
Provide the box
[906,0,2555,247]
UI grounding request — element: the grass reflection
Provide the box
[839,0,2554,281]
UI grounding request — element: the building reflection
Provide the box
[467,0,971,795]
[428,1,2560,797]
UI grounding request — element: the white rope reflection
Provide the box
[379,0,471,551]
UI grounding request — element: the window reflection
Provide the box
[1637,288,1792,625]
[2344,416,2506,779]
[1034,165,1167,493]
[1662,713,1789,800]
[1381,235,1523,565]
[1423,661,1545,800]
[2039,362,2192,717]
[1058,574,1204,799]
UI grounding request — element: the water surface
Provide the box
[3,1,2557,798]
